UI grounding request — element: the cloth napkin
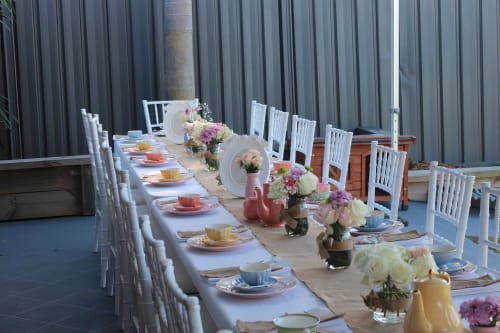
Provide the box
[451,275,498,290]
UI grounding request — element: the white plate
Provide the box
[353,220,395,233]
[162,201,219,216]
[163,102,192,144]
[216,274,297,298]
[186,234,254,252]
[219,135,270,197]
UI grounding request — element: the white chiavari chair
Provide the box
[367,141,407,221]
[81,109,101,253]
[249,100,267,139]
[477,182,500,276]
[425,161,475,258]
[289,115,316,168]
[322,125,353,190]
[140,216,232,333]
[119,184,156,333]
[267,107,289,161]
[143,99,199,134]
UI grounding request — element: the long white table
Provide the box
[115,137,499,333]
[115,140,351,332]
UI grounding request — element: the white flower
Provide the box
[348,199,371,226]
[389,261,414,288]
[368,256,389,285]
[410,253,438,278]
[297,172,319,196]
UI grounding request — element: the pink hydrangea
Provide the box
[329,190,353,207]
[459,296,500,327]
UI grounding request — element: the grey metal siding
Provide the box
[1,0,499,164]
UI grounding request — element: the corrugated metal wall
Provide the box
[193,0,500,164]
[1,0,499,164]
[1,0,166,159]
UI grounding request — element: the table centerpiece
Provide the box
[189,121,233,171]
[315,189,370,269]
[267,166,319,236]
[236,148,263,221]
[353,243,438,324]
[459,296,500,333]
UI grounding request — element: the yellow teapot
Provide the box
[404,270,463,333]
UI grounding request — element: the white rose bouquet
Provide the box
[354,243,438,305]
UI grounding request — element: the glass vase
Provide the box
[283,196,309,236]
[324,226,353,270]
[363,279,412,324]
[204,143,220,171]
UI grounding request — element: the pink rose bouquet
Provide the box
[236,149,262,173]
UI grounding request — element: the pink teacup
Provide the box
[145,152,165,162]
[178,194,201,207]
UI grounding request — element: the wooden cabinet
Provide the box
[297,135,416,209]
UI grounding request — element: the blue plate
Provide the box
[355,220,395,232]
[439,258,477,276]
[231,276,277,293]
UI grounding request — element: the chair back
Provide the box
[322,125,353,190]
[142,99,199,133]
[477,182,500,274]
[267,107,289,160]
[425,161,475,258]
[367,141,407,221]
[140,216,204,333]
[119,185,156,332]
[290,115,316,168]
[249,100,267,139]
[80,109,101,253]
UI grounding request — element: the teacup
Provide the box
[365,210,385,228]
[239,262,272,286]
[160,168,180,180]
[273,313,319,333]
[431,244,457,266]
[136,140,154,151]
[145,152,165,162]
[178,194,201,207]
[205,223,232,241]
[127,130,143,139]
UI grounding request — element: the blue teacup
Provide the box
[365,210,385,228]
[239,262,271,286]
[127,130,143,139]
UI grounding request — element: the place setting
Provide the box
[133,151,176,167]
[186,223,255,252]
[114,129,149,143]
[122,137,165,155]
[349,210,404,236]
[215,261,297,299]
[431,244,479,279]
[141,167,193,186]
[156,193,219,216]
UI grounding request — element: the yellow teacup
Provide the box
[160,168,180,180]
[205,223,232,241]
[136,140,154,151]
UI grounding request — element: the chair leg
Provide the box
[93,213,100,253]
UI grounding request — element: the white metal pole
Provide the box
[391,0,400,150]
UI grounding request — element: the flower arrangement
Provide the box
[189,121,233,147]
[183,102,213,123]
[354,243,438,306]
[308,182,331,202]
[459,296,500,328]
[236,149,262,173]
[267,166,319,202]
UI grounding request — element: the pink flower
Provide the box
[337,206,353,227]
[460,296,500,327]
[329,190,353,207]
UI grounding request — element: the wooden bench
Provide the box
[0,155,94,221]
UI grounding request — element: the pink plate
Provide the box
[138,158,174,167]
[186,234,254,252]
[215,274,297,298]
[174,203,205,212]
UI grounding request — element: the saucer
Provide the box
[216,274,297,298]
[354,220,395,232]
[174,203,205,212]
[201,234,239,247]
[186,234,253,252]
[231,276,278,292]
[439,258,477,276]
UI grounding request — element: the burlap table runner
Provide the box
[163,140,400,333]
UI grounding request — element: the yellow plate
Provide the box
[201,234,239,247]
